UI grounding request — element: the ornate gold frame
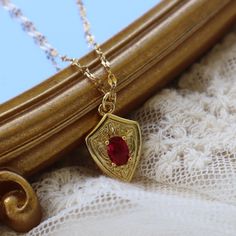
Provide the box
[0,0,236,232]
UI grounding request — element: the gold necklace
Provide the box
[1,0,142,181]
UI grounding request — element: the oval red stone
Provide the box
[107,136,129,166]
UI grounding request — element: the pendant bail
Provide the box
[98,91,116,116]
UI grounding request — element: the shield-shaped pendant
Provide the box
[86,113,142,182]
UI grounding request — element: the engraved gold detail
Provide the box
[86,113,142,182]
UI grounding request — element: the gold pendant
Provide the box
[86,113,142,182]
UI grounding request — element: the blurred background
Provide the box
[0,0,158,103]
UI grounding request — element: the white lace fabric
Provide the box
[1,30,236,236]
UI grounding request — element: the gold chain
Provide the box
[1,0,118,116]
[62,0,117,115]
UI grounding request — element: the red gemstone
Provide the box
[107,136,129,166]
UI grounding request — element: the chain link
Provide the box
[61,56,107,94]
[1,0,118,115]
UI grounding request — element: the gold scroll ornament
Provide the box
[0,170,41,232]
